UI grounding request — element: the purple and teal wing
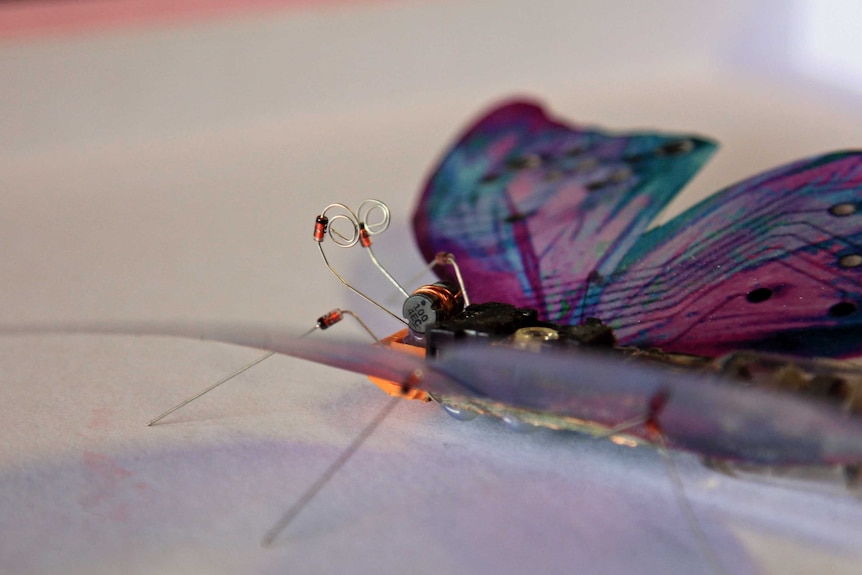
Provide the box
[413,100,716,324]
[584,152,862,357]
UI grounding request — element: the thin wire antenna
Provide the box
[655,436,727,575]
[261,395,401,547]
[147,309,380,426]
[386,252,474,309]
[363,240,409,298]
[314,204,408,326]
[356,200,409,298]
[591,415,648,440]
[337,309,382,343]
[434,252,471,307]
[400,259,439,294]
[316,243,408,326]
[601,389,727,575]
[592,394,725,575]
[147,349,279,426]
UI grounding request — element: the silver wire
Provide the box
[591,415,648,440]
[317,240,408,326]
[591,406,726,575]
[340,310,382,344]
[320,201,391,246]
[356,199,391,235]
[146,310,382,426]
[365,244,409,298]
[435,253,471,307]
[321,203,362,247]
[261,395,401,547]
[146,349,280,427]
[319,200,410,299]
[655,437,727,575]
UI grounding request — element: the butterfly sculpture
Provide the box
[7,99,862,469]
[304,98,862,468]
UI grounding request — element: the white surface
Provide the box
[1,1,862,574]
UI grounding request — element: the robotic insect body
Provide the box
[307,99,862,476]
[10,99,862,477]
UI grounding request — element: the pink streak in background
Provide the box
[0,0,384,39]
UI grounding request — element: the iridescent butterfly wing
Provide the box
[415,101,862,358]
[413,100,716,325]
[582,152,862,357]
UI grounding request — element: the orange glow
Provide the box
[367,330,430,401]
